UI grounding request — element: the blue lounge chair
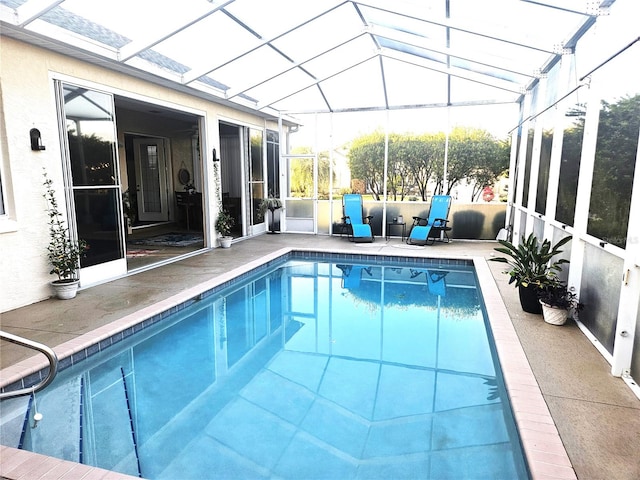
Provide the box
[407,195,452,245]
[342,194,374,243]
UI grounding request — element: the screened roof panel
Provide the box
[267,84,332,113]
[223,0,344,39]
[449,76,521,104]
[449,0,588,52]
[318,58,387,111]
[213,45,295,95]
[0,0,613,117]
[302,35,378,80]
[58,0,213,37]
[382,57,449,107]
[449,57,530,84]
[359,5,447,42]
[244,68,319,108]
[449,30,550,75]
[377,36,448,65]
[150,13,262,76]
[269,4,366,64]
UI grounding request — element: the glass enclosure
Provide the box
[586,43,640,249]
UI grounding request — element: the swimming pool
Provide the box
[4,252,530,479]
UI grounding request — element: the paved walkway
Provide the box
[1,235,639,479]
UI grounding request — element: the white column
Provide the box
[525,79,546,233]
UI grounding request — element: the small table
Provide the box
[386,222,406,241]
[175,191,202,231]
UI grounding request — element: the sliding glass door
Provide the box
[58,82,126,285]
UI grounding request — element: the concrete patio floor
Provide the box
[1,234,639,479]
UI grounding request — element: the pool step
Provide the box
[0,395,30,448]
[120,367,143,478]
[84,367,142,477]
[20,376,83,462]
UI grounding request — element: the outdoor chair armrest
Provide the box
[433,218,449,227]
[412,215,427,226]
[364,215,373,223]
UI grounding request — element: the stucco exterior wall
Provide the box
[0,37,279,312]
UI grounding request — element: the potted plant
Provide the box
[490,233,571,314]
[215,209,235,248]
[43,171,88,299]
[258,195,283,233]
[537,276,583,325]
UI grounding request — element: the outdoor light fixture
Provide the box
[30,128,45,151]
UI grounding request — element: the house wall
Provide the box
[0,37,279,313]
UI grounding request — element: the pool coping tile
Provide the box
[473,258,577,480]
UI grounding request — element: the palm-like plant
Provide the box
[490,233,571,289]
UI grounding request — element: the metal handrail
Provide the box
[0,330,59,399]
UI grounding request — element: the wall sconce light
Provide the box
[30,128,45,151]
[212,148,219,162]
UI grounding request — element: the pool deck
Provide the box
[1,234,639,480]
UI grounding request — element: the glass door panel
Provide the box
[248,128,265,228]
[61,83,125,284]
[285,155,316,232]
[133,138,169,222]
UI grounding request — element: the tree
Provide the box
[588,94,640,248]
[288,146,336,198]
[444,127,509,200]
[347,132,386,199]
[340,127,510,201]
[413,133,445,200]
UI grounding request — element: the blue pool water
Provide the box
[15,255,528,479]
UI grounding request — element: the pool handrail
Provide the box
[0,330,58,399]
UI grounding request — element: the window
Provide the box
[587,44,640,249]
[266,130,279,197]
[555,104,584,226]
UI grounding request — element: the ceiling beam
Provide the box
[181,1,350,85]
[15,0,63,27]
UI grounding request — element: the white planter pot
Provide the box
[219,236,233,248]
[51,279,80,300]
[541,302,568,326]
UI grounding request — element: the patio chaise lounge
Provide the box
[406,195,452,245]
[342,194,374,243]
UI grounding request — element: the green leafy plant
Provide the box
[490,233,571,288]
[215,209,235,237]
[43,170,88,282]
[257,196,283,221]
[537,275,583,312]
